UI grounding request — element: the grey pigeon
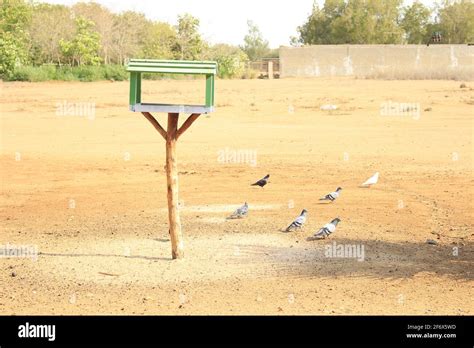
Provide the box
[252,174,269,188]
[319,187,342,202]
[311,218,341,239]
[285,209,308,232]
[227,202,249,219]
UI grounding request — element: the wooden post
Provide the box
[268,61,274,79]
[141,111,201,260]
[166,113,183,259]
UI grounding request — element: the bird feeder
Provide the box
[127,59,217,259]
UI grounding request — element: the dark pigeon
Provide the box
[252,174,270,188]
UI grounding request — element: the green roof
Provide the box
[127,59,218,75]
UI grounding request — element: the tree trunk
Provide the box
[166,113,184,259]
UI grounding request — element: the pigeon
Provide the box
[251,174,269,188]
[227,202,249,219]
[285,209,308,232]
[361,172,379,187]
[311,218,341,240]
[319,187,342,202]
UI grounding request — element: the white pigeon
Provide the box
[227,202,249,219]
[311,218,341,240]
[285,209,308,232]
[361,172,379,187]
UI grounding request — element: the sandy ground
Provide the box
[0,77,473,315]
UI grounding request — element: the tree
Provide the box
[140,21,177,59]
[0,0,31,78]
[401,1,432,44]
[72,2,114,64]
[60,17,102,66]
[372,0,405,43]
[29,3,74,65]
[330,0,373,44]
[329,0,404,44]
[203,44,249,78]
[437,0,474,44]
[111,11,148,64]
[241,20,270,61]
[173,13,202,60]
[295,1,338,44]
[296,0,404,44]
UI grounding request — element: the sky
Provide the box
[40,0,440,48]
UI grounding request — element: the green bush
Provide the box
[5,64,128,82]
[9,65,54,82]
[103,65,128,81]
[203,44,249,79]
[54,66,76,81]
[241,68,259,79]
[142,72,194,80]
[73,65,104,81]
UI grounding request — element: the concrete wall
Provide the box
[280,45,474,79]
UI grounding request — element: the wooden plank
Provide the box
[141,112,167,140]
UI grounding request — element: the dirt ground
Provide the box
[0,77,472,315]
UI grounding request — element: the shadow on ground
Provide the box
[229,237,473,281]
